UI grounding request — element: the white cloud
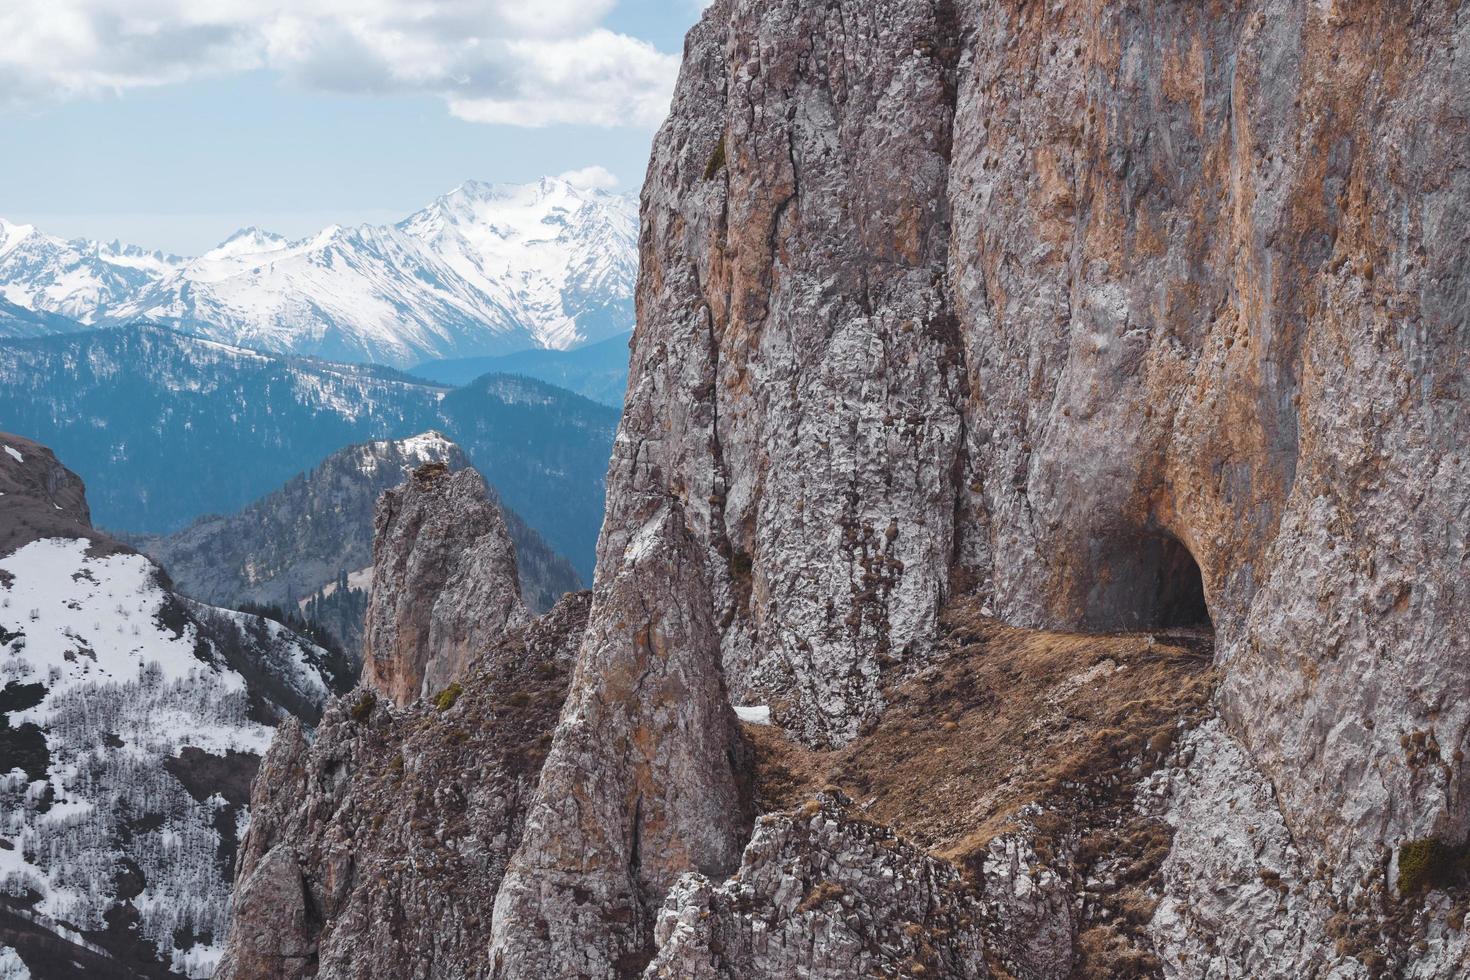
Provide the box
[557,165,620,191]
[0,0,677,128]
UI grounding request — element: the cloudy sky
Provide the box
[0,0,706,253]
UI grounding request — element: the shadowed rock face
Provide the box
[489,504,752,978]
[216,592,590,980]
[0,431,104,556]
[361,464,527,704]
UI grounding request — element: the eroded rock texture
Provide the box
[488,504,752,978]
[610,0,968,748]
[361,463,526,704]
[216,592,589,980]
[223,0,1468,976]
[613,0,1468,962]
[645,792,989,979]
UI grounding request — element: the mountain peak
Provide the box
[203,226,289,260]
[0,218,37,256]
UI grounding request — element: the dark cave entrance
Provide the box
[1084,532,1212,632]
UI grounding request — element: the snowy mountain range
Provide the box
[0,178,636,367]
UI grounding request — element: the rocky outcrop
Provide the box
[609,0,968,748]
[132,432,580,654]
[607,0,1468,969]
[488,504,752,978]
[645,792,988,979]
[216,592,589,980]
[361,464,527,704]
[0,431,103,555]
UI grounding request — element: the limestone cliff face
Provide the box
[220,1,1469,977]
[590,0,1467,971]
[489,504,751,977]
[619,0,1468,878]
[361,464,527,704]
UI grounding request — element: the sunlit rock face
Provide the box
[589,0,1468,971]
[618,0,1469,864]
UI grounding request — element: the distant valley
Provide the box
[0,324,618,583]
[410,331,631,407]
[129,432,581,656]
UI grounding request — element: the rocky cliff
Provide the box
[360,464,528,705]
[217,592,589,980]
[220,1,1470,977]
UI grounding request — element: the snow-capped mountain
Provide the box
[0,219,180,322]
[0,433,349,977]
[0,178,637,366]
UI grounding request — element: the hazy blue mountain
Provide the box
[0,296,87,338]
[410,330,633,406]
[0,324,617,581]
[128,432,582,656]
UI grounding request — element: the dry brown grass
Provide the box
[745,595,1217,977]
[749,598,1214,861]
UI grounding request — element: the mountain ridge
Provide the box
[0,323,617,582]
[129,432,581,656]
[0,177,636,366]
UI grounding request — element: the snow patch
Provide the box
[734,705,772,726]
[3,446,22,463]
[0,536,332,971]
[0,943,30,979]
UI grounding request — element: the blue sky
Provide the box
[0,1,706,254]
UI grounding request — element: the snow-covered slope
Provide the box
[0,178,637,366]
[0,434,347,978]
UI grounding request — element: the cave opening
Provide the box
[1084,531,1213,633]
[1150,535,1211,630]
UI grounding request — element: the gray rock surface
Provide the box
[218,1,1470,976]
[488,504,752,978]
[644,791,989,979]
[361,463,527,705]
[607,0,967,747]
[215,592,589,980]
[612,0,1470,967]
